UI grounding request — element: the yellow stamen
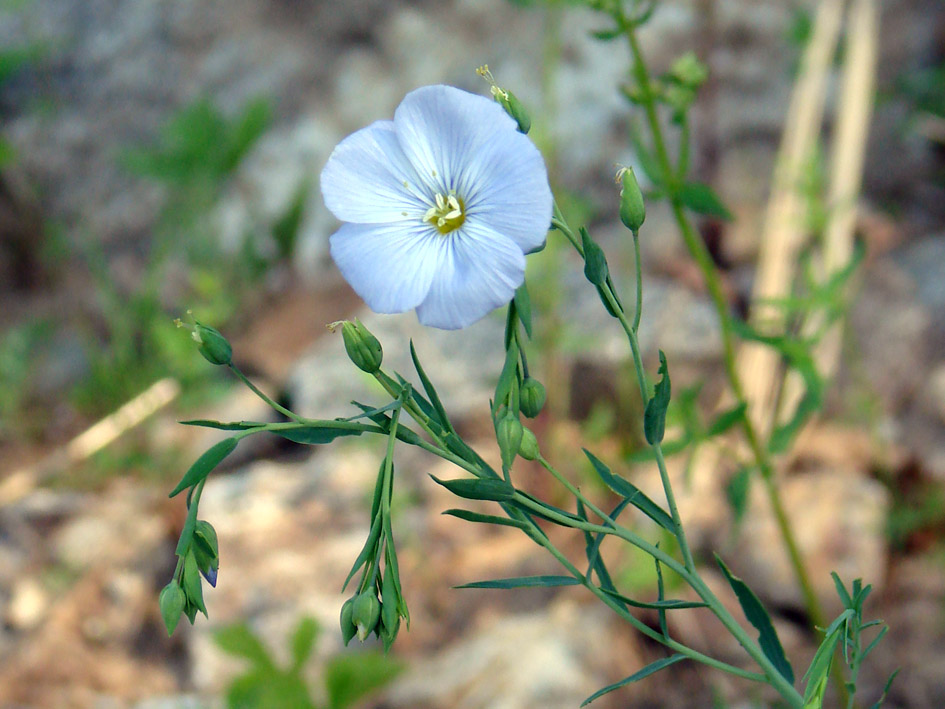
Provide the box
[424,192,466,234]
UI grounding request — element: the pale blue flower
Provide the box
[321,85,552,330]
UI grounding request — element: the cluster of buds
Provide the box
[160,520,220,635]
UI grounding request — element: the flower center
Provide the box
[424,192,465,235]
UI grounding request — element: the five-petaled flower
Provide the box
[321,85,552,330]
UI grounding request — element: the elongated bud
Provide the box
[340,597,358,646]
[159,581,186,636]
[495,411,524,471]
[477,64,530,134]
[502,91,531,134]
[351,591,381,642]
[520,378,546,419]
[618,167,646,233]
[518,427,540,461]
[193,322,232,366]
[341,320,383,374]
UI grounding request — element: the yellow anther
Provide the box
[424,191,466,234]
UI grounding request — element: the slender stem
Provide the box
[618,11,827,634]
[228,363,301,422]
[631,230,643,332]
[512,491,804,706]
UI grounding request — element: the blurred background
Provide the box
[1,0,944,706]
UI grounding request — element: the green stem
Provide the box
[511,491,804,706]
[618,9,827,636]
[228,363,302,422]
[631,229,643,332]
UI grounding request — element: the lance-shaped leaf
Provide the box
[169,437,238,497]
[643,351,671,445]
[716,555,795,685]
[273,424,362,445]
[600,587,707,610]
[456,576,581,590]
[678,181,733,221]
[443,509,532,530]
[583,449,676,533]
[581,655,687,706]
[179,419,266,431]
[802,609,853,705]
[430,475,515,502]
[410,340,453,433]
[706,402,747,437]
[581,227,608,287]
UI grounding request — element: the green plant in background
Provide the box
[214,616,403,709]
[160,1,895,707]
[70,95,310,417]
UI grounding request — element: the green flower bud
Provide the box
[159,581,186,636]
[193,322,232,366]
[519,427,540,461]
[618,167,646,233]
[495,411,524,471]
[520,378,546,419]
[351,591,381,642]
[503,90,531,134]
[340,597,358,646]
[341,319,383,374]
[670,51,708,89]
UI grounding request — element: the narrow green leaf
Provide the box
[581,655,687,706]
[430,475,515,502]
[716,555,795,685]
[273,425,361,445]
[655,552,667,637]
[514,490,584,523]
[581,227,609,286]
[456,576,581,590]
[179,419,266,431]
[169,437,238,497]
[725,466,753,526]
[514,283,533,338]
[678,181,733,220]
[590,27,622,41]
[342,515,382,591]
[175,489,201,556]
[869,668,899,709]
[493,340,521,414]
[831,571,853,609]
[442,509,532,530]
[861,624,888,662]
[583,449,676,532]
[290,617,320,670]
[214,623,275,668]
[601,587,707,610]
[643,351,672,445]
[706,403,747,437]
[410,340,454,433]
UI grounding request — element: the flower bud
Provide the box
[193,322,232,366]
[502,90,531,134]
[495,411,524,471]
[520,378,546,419]
[618,167,646,233]
[518,427,540,461]
[351,591,381,642]
[341,320,383,374]
[159,581,186,636]
[340,597,358,646]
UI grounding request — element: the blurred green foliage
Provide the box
[70,95,309,417]
[215,616,403,709]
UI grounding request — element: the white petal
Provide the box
[330,221,441,313]
[394,85,552,254]
[415,221,526,330]
[393,85,518,195]
[462,131,553,254]
[320,121,434,224]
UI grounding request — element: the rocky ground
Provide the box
[2,0,945,707]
